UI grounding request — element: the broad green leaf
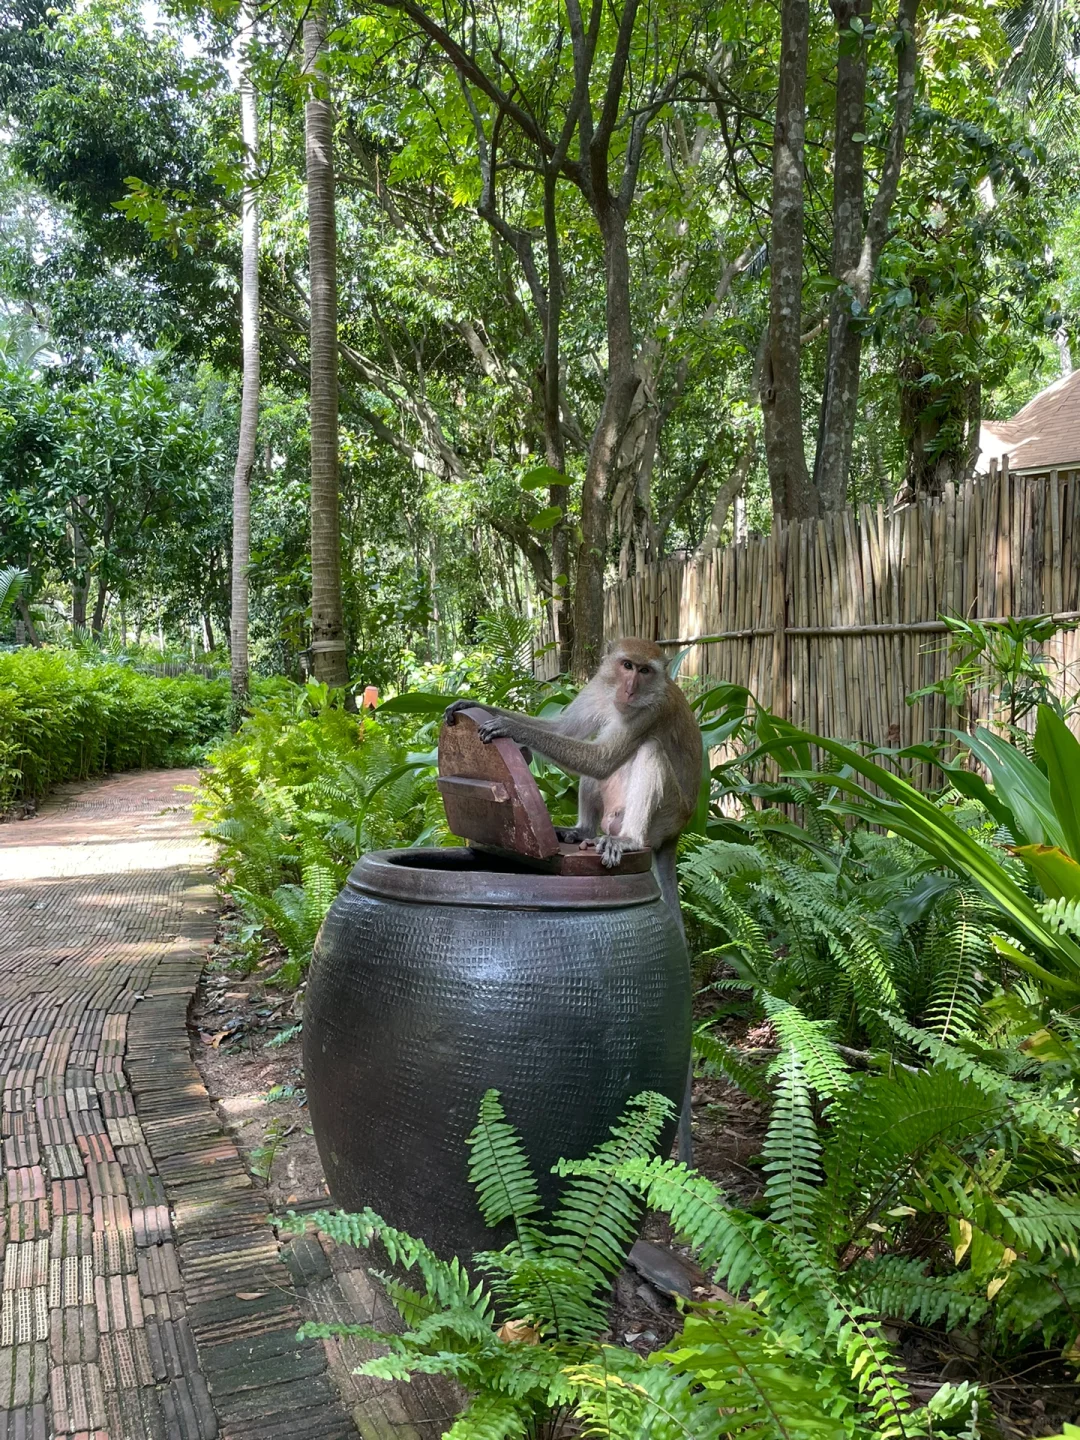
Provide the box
[1012,844,1080,901]
[520,467,571,491]
[528,506,563,531]
[377,692,456,715]
[761,719,1080,990]
[1035,706,1080,861]
[961,727,1065,849]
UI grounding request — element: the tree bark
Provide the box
[16,595,39,646]
[572,201,638,677]
[304,8,349,690]
[231,0,260,712]
[695,432,757,556]
[71,502,89,628]
[761,0,814,522]
[814,0,920,509]
[542,169,574,675]
[91,575,108,636]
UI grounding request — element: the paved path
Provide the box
[0,772,354,1440]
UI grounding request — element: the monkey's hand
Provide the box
[596,835,625,868]
[476,715,514,744]
[444,699,490,726]
[555,826,591,843]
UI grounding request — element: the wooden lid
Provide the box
[437,707,651,874]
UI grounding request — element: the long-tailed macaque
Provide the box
[444,636,700,916]
[446,637,701,1163]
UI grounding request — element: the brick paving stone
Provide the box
[0,1404,48,1440]
[0,773,359,1439]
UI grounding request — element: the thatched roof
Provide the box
[980,368,1080,474]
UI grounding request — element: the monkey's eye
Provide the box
[621,659,634,671]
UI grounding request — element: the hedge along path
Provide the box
[0,771,360,1440]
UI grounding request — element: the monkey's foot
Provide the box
[555,826,592,844]
[596,835,625,868]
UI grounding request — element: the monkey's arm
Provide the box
[475,712,641,780]
[445,693,597,738]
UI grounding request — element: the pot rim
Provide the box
[347,847,662,910]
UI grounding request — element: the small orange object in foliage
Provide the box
[361,686,379,711]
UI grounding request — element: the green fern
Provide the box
[761,1046,821,1239]
[692,1027,772,1102]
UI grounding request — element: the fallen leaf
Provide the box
[210,1032,230,1049]
[987,1275,1008,1301]
[497,1319,540,1345]
[235,1292,266,1301]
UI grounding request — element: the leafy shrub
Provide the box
[0,646,230,805]
[288,1075,1059,1438]
[285,1090,853,1440]
[197,678,447,984]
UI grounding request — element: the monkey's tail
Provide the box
[655,838,694,1169]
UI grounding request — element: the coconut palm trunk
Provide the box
[303,7,349,690]
[230,0,260,712]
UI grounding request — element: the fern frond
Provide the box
[1040,896,1080,937]
[567,1344,727,1440]
[762,997,852,1099]
[693,1027,771,1102]
[879,1015,1079,1148]
[608,1157,803,1308]
[848,1254,987,1331]
[544,1092,672,1337]
[466,1090,543,1247]
[762,1046,822,1239]
[443,1392,533,1440]
[660,1305,851,1438]
[285,1208,494,1322]
[923,891,992,1041]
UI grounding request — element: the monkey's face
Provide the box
[608,652,664,712]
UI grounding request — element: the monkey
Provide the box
[445,636,700,882]
[445,637,701,1163]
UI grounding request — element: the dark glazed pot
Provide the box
[304,847,691,1261]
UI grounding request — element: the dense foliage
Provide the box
[0,647,230,803]
[210,655,1080,1434]
[2,0,1078,676]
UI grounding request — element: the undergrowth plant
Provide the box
[0,646,230,804]
[286,1080,1046,1438]
[198,677,447,984]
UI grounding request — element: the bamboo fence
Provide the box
[543,462,1080,768]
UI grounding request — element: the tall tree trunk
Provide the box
[1056,325,1074,377]
[304,7,349,690]
[231,0,260,712]
[572,203,638,677]
[543,169,574,675]
[813,0,920,508]
[695,433,757,557]
[17,595,39,647]
[91,575,108,636]
[71,502,89,628]
[761,0,814,522]
[812,0,871,511]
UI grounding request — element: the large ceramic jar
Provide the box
[303,847,691,1260]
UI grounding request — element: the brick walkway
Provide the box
[0,772,354,1440]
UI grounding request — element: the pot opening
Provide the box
[385,847,552,876]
